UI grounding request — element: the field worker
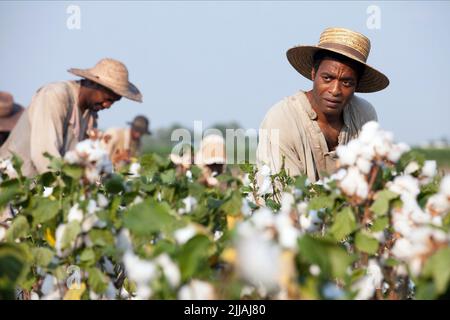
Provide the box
[257,27,389,182]
[102,115,151,168]
[195,134,227,177]
[0,92,24,146]
[0,58,142,177]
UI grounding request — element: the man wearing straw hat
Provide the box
[0,58,142,177]
[0,92,24,147]
[256,27,389,183]
[102,115,151,168]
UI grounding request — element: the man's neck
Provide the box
[77,80,89,114]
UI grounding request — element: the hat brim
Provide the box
[286,45,389,93]
[68,68,143,102]
[127,121,151,135]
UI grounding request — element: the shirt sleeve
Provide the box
[29,85,69,173]
[256,101,303,177]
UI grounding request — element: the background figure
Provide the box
[0,58,142,177]
[0,92,24,146]
[102,115,151,168]
[195,134,227,177]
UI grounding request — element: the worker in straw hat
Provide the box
[0,91,24,147]
[256,27,389,183]
[0,58,142,177]
[102,115,151,168]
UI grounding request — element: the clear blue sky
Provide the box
[1,1,449,145]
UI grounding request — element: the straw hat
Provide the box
[0,91,24,132]
[286,27,389,93]
[195,134,226,166]
[68,58,143,102]
[127,115,151,135]
[0,91,14,117]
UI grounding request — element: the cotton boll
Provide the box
[404,161,420,175]
[299,210,322,233]
[129,162,141,178]
[64,151,79,164]
[440,176,450,198]
[87,200,99,215]
[178,196,197,215]
[336,139,360,166]
[116,229,133,252]
[68,204,83,223]
[123,251,158,285]
[97,194,109,208]
[359,121,380,144]
[421,161,437,179]
[155,253,181,288]
[356,157,372,175]
[388,175,420,198]
[41,274,58,296]
[258,176,272,196]
[352,260,383,300]
[280,193,295,215]
[0,226,6,241]
[387,143,410,163]
[339,167,369,199]
[174,224,198,245]
[236,234,281,293]
[259,164,271,177]
[274,213,300,250]
[251,208,275,230]
[43,187,54,198]
[178,280,216,300]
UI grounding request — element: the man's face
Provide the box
[310,58,358,117]
[130,128,143,141]
[88,85,122,112]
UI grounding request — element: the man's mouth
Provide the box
[323,98,342,108]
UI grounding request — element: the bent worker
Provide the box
[0,58,142,177]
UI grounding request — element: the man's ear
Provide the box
[311,68,316,80]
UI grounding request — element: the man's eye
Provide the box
[343,81,354,87]
[323,76,331,82]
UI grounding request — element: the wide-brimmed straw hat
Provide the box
[68,58,143,102]
[286,27,389,93]
[195,134,226,166]
[127,115,151,135]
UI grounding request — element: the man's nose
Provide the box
[329,81,342,96]
[102,101,113,109]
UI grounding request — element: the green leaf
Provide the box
[89,229,115,247]
[370,190,398,216]
[31,198,60,227]
[0,243,28,299]
[371,216,389,232]
[0,185,22,209]
[61,221,81,250]
[220,191,242,216]
[422,247,450,294]
[298,235,353,279]
[6,215,29,242]
[355,231,379,255]
[79,248,96,266]
[105,174,125,194]
[124,199,177,236]
[178,235,212,281]
[87,267,108,293]
[308,195,334,211]
[62,164,83,180]
[330,207,356,241]
[160,169,176,185]
[32,247,54,268]
[265,198,281,211]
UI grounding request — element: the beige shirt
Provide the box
[0,81,97,177]
[102,127,132,160]
[256,91,377,182]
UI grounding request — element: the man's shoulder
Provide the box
[350,95,378,121]
[261,91,305,127]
